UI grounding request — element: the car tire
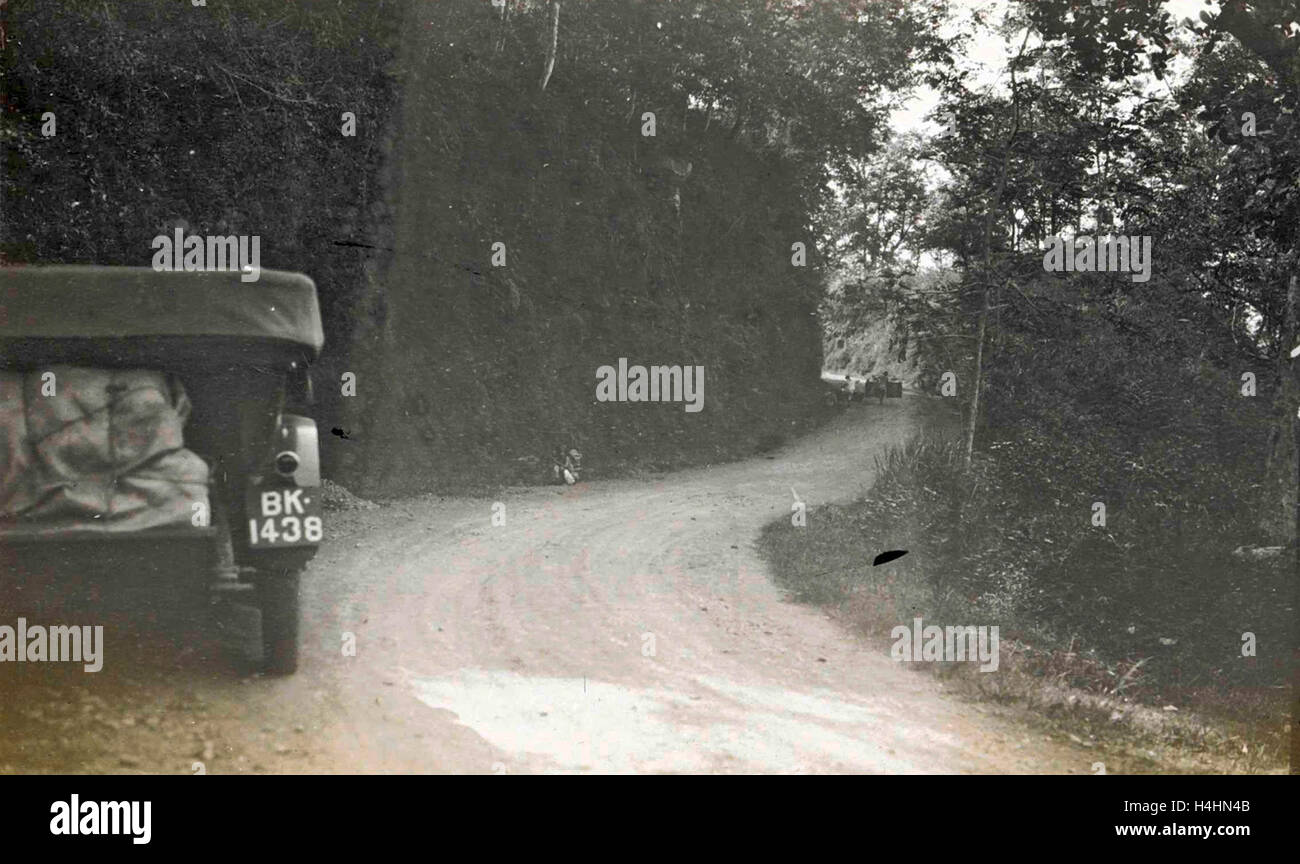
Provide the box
[258,568,301,675]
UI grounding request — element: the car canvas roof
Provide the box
[0,266,324,358]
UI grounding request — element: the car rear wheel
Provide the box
[257,568,302,675]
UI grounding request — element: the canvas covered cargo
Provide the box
[0,267,324,370]
[0,367,209,536]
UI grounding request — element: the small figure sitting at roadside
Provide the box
[552,446,582,485]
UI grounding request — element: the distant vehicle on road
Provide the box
[820,372,900,406]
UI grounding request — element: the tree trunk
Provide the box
[964,283,990,468]
[964,29,1028,469]
[1289,271,1298,543]
[1291,275,1299,775]
[1287,271,1299,774]
[1264,273,1298,544]
[539,1,559,92]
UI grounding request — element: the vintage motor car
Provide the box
[0,266,324,674]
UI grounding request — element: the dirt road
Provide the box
[1,397,1095,774]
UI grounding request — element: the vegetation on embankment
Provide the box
[759,417,1290,772]
[330,0,938,495]
[1,0,402,482]
[2,0,938,496]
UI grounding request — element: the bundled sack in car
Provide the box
[0,367,209,533]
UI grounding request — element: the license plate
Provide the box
[246,487,323,548]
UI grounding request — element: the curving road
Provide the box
[1,397,1093,774]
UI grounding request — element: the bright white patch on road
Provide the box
[410,669,955,773]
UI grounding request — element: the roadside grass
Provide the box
[757,424,1291,773]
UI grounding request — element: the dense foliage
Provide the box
[795,0,1296,745]
[1,0,944,493]
[342,0,945,492]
